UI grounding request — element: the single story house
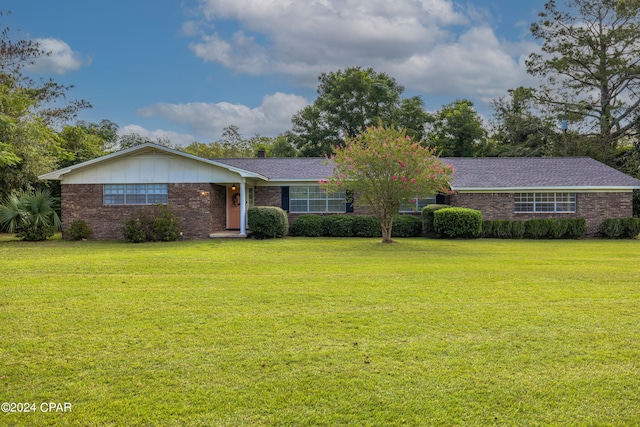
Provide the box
[38,143,640,239]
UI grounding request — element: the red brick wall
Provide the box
[449,191,633,235]
[61,183,224,240]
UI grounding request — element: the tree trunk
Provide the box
[380,217,394,243]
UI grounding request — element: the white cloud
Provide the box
[188,0,538,102]
[119,125,198,147]
[136,92,309,140]
[27,38,89,74]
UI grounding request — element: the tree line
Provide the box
[2,0,640,202]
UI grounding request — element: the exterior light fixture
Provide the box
[231,184,237,191]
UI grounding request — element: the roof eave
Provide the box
[453,186,640,192]
[37,143,268,181]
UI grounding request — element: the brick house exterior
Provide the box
[40,143,640,240]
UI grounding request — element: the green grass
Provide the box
[1,238,639,426]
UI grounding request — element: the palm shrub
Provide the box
[493,220,512,239]
[623,217,640,238]
[601,218,625,238]
[482,220,494,238]
[0,190,61,241]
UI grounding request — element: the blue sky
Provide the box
[6,0,546,146]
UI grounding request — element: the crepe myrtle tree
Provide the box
[322,125,454,243]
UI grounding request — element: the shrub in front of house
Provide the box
[601,218,625,238]
[434,207,482,238]
[623,217,640,238]
[322,215,355,237]
[392,215,423,237]
[510,220,526,238]
[247,206,288,239]
[492,220,512,239]
[352,215,381,237]
[123,205,182,242]
[422,204,449,235]
[524,219,552,239]
[67,219,92,240]
[566,218,587,238]
[549,219,569,239]
[291,214,323,237]
[482,220,494,238]
[602,217,640,238]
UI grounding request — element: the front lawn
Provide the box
[0,238,638,426]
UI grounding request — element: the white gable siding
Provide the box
[62,152,242,184]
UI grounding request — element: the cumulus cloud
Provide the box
[27,38,89,74]
[119,125,198,147]
[136,92,309,140]
[187,0,537,102]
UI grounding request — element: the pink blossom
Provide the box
[410,178,417,183]
[399,161,405,168]
[401,177,407,182]
[391,175,398,181]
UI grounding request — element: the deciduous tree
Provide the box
[322,125,454,244]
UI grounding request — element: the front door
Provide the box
[227,186,241,229]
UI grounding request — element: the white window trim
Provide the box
[514,192,576,213]
[289,186,347,214]
[103,184,169,205]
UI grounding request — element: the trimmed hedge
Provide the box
[433,207,482,238]
[392,215,423,237]
[602,217,640,238]
[352,215,381,237]
[322,215,355,237]
[482,218,586,239]
[422,204,450,235]
[291,214,323,237]
[247,206,288,239]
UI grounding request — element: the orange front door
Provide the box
[227,187,241,229]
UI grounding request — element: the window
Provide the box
[399,195,437,213]
[514,193,576,213]
[289,186,346,213]
[104,184,168,205]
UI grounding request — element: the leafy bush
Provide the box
[433,208,482,238]
[392,215,422,237]
[352,215,381,237]
[549,219,569,239]
[291,215,323,237]
[422,204,449,235]
[492,220,512,239]
[123,217,147,243]
[482,220,494,238]
[0,190,61,241]
[525,219,552,239]
[602,218,625,238]
[152,205,182,241]
[602,217,640,239]
[510,220,525,239]
[123,205,182,242]
[247,206,288,239]
[565,218,587,239]
[67,219,92,240]
[322,215,355,237]
[623,217,640,238]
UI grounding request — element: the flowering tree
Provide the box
[322,125,454,243]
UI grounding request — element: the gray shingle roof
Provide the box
[444,157,640,189]
[214,158,335,180]
[215,156,640,189]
